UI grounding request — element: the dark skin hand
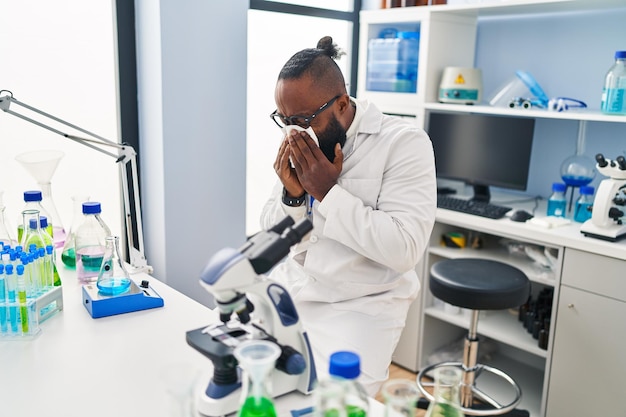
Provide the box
[274,129,343,201]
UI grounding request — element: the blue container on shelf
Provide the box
[366,28,420,93]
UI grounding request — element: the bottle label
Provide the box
[601,87,626,114]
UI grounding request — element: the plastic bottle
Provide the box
[97,236,131,296]
[424,367,464,417]
[546,182,567,217]
[61,194,90,268]
[314,351,369,417]
[75,202,111,283]
[600,50,626,115]
[17,191,53,243]
[574,185,594,223]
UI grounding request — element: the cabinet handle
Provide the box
[567,303,575,308]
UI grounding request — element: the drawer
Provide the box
[561,248,626,300]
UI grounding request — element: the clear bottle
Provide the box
[601,50,626,115]
[574,185,594,223]
[424,367,464,417]
[61,194,90,268]
[546,182,567,217]
[39,216,61,287]
[234,340,282,417]
[97,236,131,296]
[75,202,111,283]
[17,191,53,243]
[315,351,369,417]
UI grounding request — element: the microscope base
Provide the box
[580,221,626,242]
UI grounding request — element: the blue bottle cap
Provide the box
[46,245,53,254]
[5,264,13,274]
[0,264,4,273]
[39,247,45,257]
[580,186,594,195]
[615,50,626,59]
[40,216,48,228]
[552,183,566,192]
[82,201,102,214]
[24,190,43,202]
[398,31,419,40]
[16,264,24,275]
[30,218,39,229]
[329,351,361,380]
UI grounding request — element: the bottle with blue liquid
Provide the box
[574,186,594,223]
[75,202,111,283]
[547,182,567,217]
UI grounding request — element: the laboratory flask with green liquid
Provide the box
[234,340,281,417]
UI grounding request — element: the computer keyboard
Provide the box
[437,195,512,219]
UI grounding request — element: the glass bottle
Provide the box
[424,367,464,417]
[600,50,626,115]
[96,236,131,296]
[546,182,567,217]
[315,351,369,417]
[61,194,90,268]
[39,216,61,287]
[17,191,53,243]
[234,340,281,417]
[75,202,111,283]
[21,211,48,297]
[0,190,18,248]
[574,185,594,223]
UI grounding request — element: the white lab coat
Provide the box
[260,98,436,395]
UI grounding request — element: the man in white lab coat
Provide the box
[260,36,436,396]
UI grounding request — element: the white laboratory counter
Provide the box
[0,265,385,417]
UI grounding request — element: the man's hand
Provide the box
[274,134,305,198]
[288,130,343,201]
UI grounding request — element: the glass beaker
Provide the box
[96,236,131,296]
[382,379,421,417]
[15,150,66,249]
[0,190,18,248]
[424,367,464,417]
[61,194,90,268]
[233,340,281,417]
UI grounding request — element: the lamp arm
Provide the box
[0,90,152,274]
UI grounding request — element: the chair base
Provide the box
[417,361,522,416]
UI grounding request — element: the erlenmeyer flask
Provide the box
[234,340,281,417]
[0,190,18,248]
[96,236,131,296]
[424,367,464,417]
[15,150,66,249]
[61,194,90,268]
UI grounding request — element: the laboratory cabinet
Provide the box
[545,249,626,416]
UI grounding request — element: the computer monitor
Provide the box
[426,112,536,203]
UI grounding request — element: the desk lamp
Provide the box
[0,90,151,274]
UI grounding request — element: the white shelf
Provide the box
[424,102,626,123]
[425,307,548,358]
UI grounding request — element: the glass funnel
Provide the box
[15,150,66,249]
[233,340,281,417]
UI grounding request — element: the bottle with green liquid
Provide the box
[234,340,281,417]
[314,351,369,417]
[61,194,90,268]
[17,191,53,244]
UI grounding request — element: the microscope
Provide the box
[186,216,317,417]
[580,153,626,241]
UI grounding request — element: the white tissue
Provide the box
[283,125,319,147]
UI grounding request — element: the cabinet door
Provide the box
[546,285,626,416]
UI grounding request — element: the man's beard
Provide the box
[317,114,347,163]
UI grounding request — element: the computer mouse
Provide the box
[510,209,534,222]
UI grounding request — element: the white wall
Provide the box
[0,1,122,251]
[135,0,248,307]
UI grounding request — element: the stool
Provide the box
[417,258,531,416]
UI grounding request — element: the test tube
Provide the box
[0,264,7,333]
[16,264,29,334]
[5,264,17,333]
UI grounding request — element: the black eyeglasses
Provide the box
[270,94,343,129]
